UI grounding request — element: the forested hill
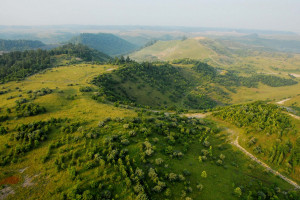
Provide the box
[0,39,46,51]
[70,33,137,56]
[91,60,297,110]
[0,43,110,83]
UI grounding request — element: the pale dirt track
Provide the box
[185,113,300,189]
[231,135,300,189]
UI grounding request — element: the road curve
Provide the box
[232,136,300,189]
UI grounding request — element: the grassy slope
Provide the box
[131,38,300,105]
[130,39,216,62]
[213,116,300,184]
[230,81,300,104]
[0,64,297,200]
[209,103,300,184]
[130,38,300,74]
[282,95,300,116]
[0,64,136,128]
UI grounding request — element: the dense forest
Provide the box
[70,33,137,56]
[0,43,110,83]
[213,101,294,135]
[0,39,46,51]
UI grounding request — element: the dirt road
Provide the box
[231,135,300,189]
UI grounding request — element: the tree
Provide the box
[198,156,202,163]
[0,126,8,135]
[82,190,93,200]
[234,187,242,197]
[201,171,207,178]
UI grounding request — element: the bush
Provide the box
[0,126,8,135]
[234,187,242,197]
[16,103,46,117]
[79,86,93,92]
[201,171,207,178]
[0,115,8,122]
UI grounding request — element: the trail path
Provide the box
[289,113,300,120]
[184,113,300,189]
[275,98,300,120]
[230,133,300,189]
[276,98,291,105]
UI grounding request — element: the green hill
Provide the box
[91,60,297,110]
[129,37,300,75]
[0,63,299,200]
[70,33,137,56]
[0,39,46,51]
[130,38,217,62]
[0,43,110,83]
[213,101,300,183]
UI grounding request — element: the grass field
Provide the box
[130,37,300,75]
[230,82,300,104]
[0,64,136,129]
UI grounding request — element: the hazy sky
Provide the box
[1,0,300,32]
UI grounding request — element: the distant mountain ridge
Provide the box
[69,33,137,56]
[0,39,46,51]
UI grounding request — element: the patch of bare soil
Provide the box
[183,113,210,119]
[0,186,15,200]
[22,174,39,187]
[276,98,291,105]
[0,176,20,185]
[19,167,28,174]
[290,73,300,78]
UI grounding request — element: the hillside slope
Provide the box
[0,64,299,200]
[130,37,300,74]
[0,43,110,83]
[130,38,216,62]
[70,33,137,56]
[0,39,46,51]
[91,60,297,110]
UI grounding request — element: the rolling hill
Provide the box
[0,43,110,83]
[0,39,46,51]
[91,60,297,110]
[0,38,300,200]
[70,33,137,56]
[0,61,299,200]
[129,37,300,75]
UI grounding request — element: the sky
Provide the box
[1,0,300,33]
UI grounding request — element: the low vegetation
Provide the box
[213,101,300,179]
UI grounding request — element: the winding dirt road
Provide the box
[185,113,300,189]
[232,135,300,189]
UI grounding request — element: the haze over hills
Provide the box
[0,39,46,51]
[69,33,137,56]
[1,0,300,198]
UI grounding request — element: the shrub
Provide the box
[201,171,207,178]
[234,187,242,197]
[79,86,93,92]
[0,126,8,135]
